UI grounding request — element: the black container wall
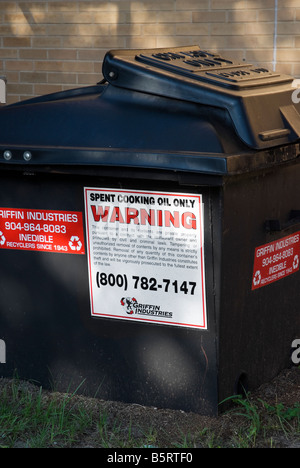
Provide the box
[0,46,300,416]
[0,156,298,415]
[218,160,300,403]
[0,167,220,415]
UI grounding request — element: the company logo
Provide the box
[69,236,82,251]
[0,231,6,246]
[0,339,6,363]
[253,270,261,287]
[120,297,173,319]
[291,339,300,365]
[120,297,137,314]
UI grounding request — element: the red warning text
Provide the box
[90,206,197,230]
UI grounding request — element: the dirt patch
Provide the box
[86,366,299,448]
[0,366,299,448]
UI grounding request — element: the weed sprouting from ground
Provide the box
[0,367,299,448]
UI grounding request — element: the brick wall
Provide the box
[1,0,299,103]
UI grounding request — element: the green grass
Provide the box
[219,393,300,449]
[0,381,93,448]
[0,378,157,448]
[0,374,299,448]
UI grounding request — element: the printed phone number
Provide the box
[96,272,197,295]
[4,222,67,234]
[262,248,294,267]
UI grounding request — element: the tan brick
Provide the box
[78,49,101,61]
[4,13,28,24]
[126,11,157,23]
[46,24,79,36]
[77,73,100,84]
[277,22,300,35]
[34,84,63,96]
[227,10,257,22]
[48,1,79,11]
[223,34,274,49]
[48,73,78,84]
[277,36,294,48]
[125,36,157,48]
[9,24,47,36]
[277,8,295,21]
[32,37,62,48]
[110,23,141,35]
[0,49,18,59]
[157,36,210,48]
[34,61,64,72]
[18,2,47,12]
[246,49,274,63]
[141,1,175,11]
[277,49,300,62]
[7,95,21,105]
[94,62,102,73]
[62,36,95,48]
[257,9,276,22]
[77,24,110,36]
[245,23,275,35]
[93,36,127,48]
[192,11,226,23]
[48,50,77,61]
[20,71,48,83]
[3,37,31,48]
[0,25,15,35]
[275,63,293,75]
[79,1,132,11]
[0,0,298,104]
[7,83,33,95]
[218,50,245,62]
[3,71,19,83]
[78,2,123,11]
[293,63,300,77]
[157,11,192,23]
[246,0,274,8]
[30,11,93,24]
[93,11,126,24]
[143,24,175,36]
[5,60,33,71]
[176,0,209,10]
[211,0,247,10]
[211,23,246,35]
[0,3,17,12]
[279,0,300,6]
[176,23,210,35]
[19,49,48,60]
[62,61,94,73]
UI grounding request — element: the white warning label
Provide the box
[84,188,207,329]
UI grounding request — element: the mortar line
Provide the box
[273,0,278,71]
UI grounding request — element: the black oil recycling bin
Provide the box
[0,45,299,415]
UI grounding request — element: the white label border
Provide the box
[84,187,207,329]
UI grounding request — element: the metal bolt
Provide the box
[23,151,32,161]
[108,70,118,80]
[3,150,12,161]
